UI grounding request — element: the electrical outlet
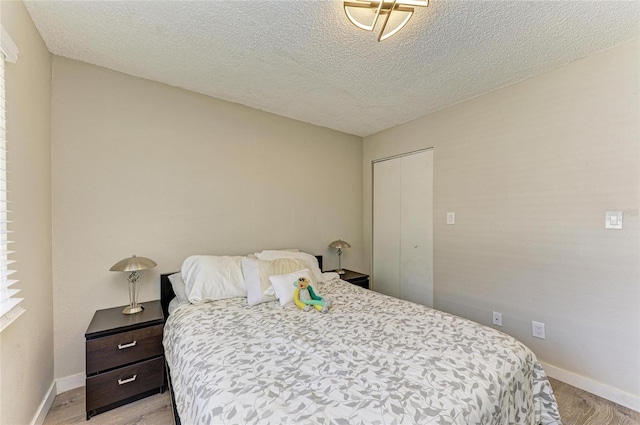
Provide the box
[532,321,546,339]
[605,211,623,230]
[492,311,502,327]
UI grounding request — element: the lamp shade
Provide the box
[329,240,351,250]
[109,255,157,272]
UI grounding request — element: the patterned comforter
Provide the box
[163,279,562,425]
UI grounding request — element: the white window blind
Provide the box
[0,27,22,333]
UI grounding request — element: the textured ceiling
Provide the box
[25,0,640,137]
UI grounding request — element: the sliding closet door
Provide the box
[399,151,433,307]
[373,158,401,298]
[373,150,433,307]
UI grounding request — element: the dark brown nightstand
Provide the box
[332,269,370,289]
[85,300,165,419]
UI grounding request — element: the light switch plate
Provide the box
[492,311,502,327]
[447,212,455,225]
[605,211,623,230]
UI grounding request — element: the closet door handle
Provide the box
[118,375,137,385]
[118,341,137,349]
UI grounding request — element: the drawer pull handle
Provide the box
[118,375,137,385]
[117,341,137,350]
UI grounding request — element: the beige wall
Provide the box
[0,2,53,425]
[364,40,639,397]
[51,57,363,380]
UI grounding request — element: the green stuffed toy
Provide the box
[293,277,332,313]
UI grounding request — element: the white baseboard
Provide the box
[30,381,56,425]
[541,361,640,412]
[55,373,85,394]
[29,374,84,425]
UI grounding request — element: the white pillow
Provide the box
[181,255,246,304]
[269,269,314,307]
[256,250,323,282]
[168,272,189,305]
[168,297,181,315]
[245,249,298,259]
[242,257,310,306]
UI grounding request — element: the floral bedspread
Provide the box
[164,279,562,424]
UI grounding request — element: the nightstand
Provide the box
[333,269,370,289]
[85,300,165,419]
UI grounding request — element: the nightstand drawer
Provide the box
[86,356,164,412]
[349,277,369,289]
[86,324,163,375]
[333,269,370,290]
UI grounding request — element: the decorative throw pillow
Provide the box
[242,257,310,306]
[255,250,323,283]
[269,269,314,307]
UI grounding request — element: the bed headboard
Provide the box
[160,255,323,320]
[160,272,176,320]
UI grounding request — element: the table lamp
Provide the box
[109,254,157,314]
[328,239,351,275]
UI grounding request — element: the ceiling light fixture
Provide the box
[344,0,429,42]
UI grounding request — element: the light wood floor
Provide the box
[44,379,640,425]
[43,388,172,425]
[548,378,640,425]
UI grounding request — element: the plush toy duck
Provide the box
[293,277,332,313]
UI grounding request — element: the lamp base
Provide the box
[337,269,346,275]
[122,304,144,315]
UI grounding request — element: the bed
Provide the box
[161,254,562,425]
